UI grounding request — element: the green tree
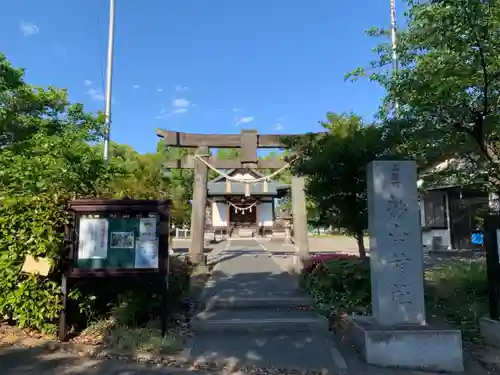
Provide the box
[96,142,168,200]
[284,113,391,258]
[160,145,195,227]
[216,148,240,161]
[348,0,500,188]
[0,53,112,333]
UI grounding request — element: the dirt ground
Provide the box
[0,344,211,375]
[172,235,367,253]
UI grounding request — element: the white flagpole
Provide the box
[390,0,399,116]
[103,0,116,161]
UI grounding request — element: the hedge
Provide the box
[0,195,190,335]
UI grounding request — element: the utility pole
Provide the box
[103,0,116,161]
[390,0,399,116]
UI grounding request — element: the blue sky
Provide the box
[1,0,402,154]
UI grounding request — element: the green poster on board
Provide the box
[76,216,160,269]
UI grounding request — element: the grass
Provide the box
[79,318,183,354]
[68,255,197,354]
[425,260,488,342]
[301,255,490,343]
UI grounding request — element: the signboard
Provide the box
[76,215,160,270]
[22,255,51,276]
[471,231,484,245]
[60,199,171,343]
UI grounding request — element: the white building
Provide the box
[206,168,289,237]
[418,158,492,251]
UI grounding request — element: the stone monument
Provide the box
[348,160,464,372]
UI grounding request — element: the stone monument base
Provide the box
[347,316,464,373]
[479,316,500,348]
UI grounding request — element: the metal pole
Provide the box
[390,0,399,116]
[103,0,116,161]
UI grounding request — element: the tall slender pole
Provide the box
[103,0,116,161]
[390,0,399,116]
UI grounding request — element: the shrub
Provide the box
[302,253,360,277]
[69,255,191,332]
[0,194,192,335]
[300,254,371,318]
[425,261,488,341]
[0,195,70,334]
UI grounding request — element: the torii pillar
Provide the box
[291,176,309,259]
[189,147,209,264]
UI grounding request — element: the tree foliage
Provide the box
[0,53,112,333]
[161,146,194,226]
[284,113,392,257]
[0,52,197,334]
[349,0,500,189]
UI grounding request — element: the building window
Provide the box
[423,191,447,228]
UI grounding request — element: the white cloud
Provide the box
[236,116,254,126]
[132,84,140,89]
[172,98,191,108]
[156,97,193,120]
[19,21,39,36]
[274,117,285,131]
[85,88,105,101]
[157,88,163,92]
[155,108,168,119]
[83,81,116,103]
[232,108,242,112]
[172,108,188,114]
[175,85,189,92]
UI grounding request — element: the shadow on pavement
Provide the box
[0,345,213,375]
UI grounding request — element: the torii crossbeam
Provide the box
[157,128,310,263]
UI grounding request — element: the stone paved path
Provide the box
[189,238,492,375]
[186,240,346,374]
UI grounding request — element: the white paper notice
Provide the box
[78,218,109,259]
[139,217,157,240]
[134,239,159,268]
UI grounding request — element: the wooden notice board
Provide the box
[75,214,161,270]
[60,199,171,342]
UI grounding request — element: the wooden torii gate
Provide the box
[156,129,310,264]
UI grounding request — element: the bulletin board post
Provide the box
[59,199,171,342]
[484,215,500,321]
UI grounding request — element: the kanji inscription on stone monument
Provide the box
[367,160,426,325]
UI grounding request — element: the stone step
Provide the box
[237,228,254,237]
[191,308,328,333]
[202,295,314,311]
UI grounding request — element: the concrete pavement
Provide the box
[186,242,347,374]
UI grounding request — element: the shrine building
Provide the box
[205,168,289,237]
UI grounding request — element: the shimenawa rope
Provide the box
[227,201,258,213]
[194,154,293,182]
